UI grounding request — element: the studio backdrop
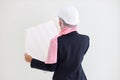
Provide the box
[0,0,120,80]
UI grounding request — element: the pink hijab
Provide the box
[45,26,77,64]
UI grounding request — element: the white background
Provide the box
[0,0,120,80]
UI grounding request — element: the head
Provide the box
[59,17,76,30]
[58,6,80,30]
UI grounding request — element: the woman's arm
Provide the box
[31,58,57,72]
[24,53,57,72]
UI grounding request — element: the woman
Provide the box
[24,6,90,80]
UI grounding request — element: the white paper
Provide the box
[25,21,58,62]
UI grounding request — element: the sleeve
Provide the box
[30,58,57,72]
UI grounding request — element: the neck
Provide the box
[61,25,77,30]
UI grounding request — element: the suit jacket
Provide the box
[31,31,90,80]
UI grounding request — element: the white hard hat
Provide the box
[58,6,80,25]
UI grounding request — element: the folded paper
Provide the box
[25,21,58,62]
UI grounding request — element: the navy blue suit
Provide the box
[31,31,90,80]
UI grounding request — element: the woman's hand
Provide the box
[24,53,32,63]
